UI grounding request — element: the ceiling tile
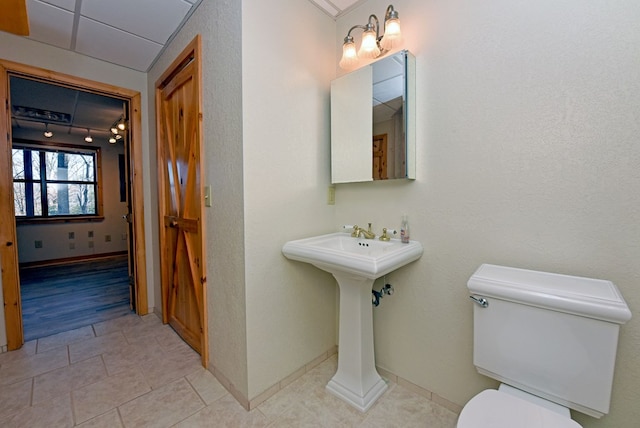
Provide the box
[332,0,360,9]
[36,0,76,12]
[80,0,191,44]
[26,0,74,49]
[75,17,163,72]
[308,0,339,17]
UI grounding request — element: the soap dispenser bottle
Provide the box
[400,215,410,243]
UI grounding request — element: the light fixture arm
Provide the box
[366,14,381,43]
[344,24,367,42]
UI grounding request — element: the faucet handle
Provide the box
[379,228,397,241]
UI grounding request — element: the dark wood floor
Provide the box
[20,256,133,341]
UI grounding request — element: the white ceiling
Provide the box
[19,0,363,73]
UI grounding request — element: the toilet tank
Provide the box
[467,264,632,418]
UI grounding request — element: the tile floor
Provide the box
[0,313,459,427]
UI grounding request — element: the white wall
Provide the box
[335,1,640,427]
[13,130,128,263]
[241,0,337,399]
[0,33,152,346]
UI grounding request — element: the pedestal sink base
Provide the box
[326,375,388,413]
[326,272,388,412]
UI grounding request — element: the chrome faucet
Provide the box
[351,223,376,239]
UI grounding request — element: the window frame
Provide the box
[12,139,104,224]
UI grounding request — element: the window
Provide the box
[12,142,102,221]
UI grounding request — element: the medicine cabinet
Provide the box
[331,50,415,183]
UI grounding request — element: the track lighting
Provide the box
[84,129,93,143]
[43,123,53,138]
[111,115,126,134]
[339,4,403,70]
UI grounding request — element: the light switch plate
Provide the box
[204,185,212,207]
[327,185,336,205]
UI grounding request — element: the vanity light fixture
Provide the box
[43,123,53,138]
[339,4,403,70]
[84,129,93,143]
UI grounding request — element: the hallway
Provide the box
[0,313,458,427]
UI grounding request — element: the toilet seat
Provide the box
[457,389,582,428]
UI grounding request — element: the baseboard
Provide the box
[19,251,128,269]
[209,345,338,411]
[377,366,463,414]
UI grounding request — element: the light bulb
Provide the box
[358,28,380,59]
[380,17,402,51]
[117,122,126,131]
[43,124,53,138]
[339,37,359,70]
[84,129,93,143]
[109,137,117,144]
[111,126,119,134]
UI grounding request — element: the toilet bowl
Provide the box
[457,384,582,428]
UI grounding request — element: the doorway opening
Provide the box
[0,59,147,350]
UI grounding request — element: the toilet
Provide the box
[458,264,632,428]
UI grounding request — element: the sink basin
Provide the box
[282,232,423,412]
[282,232,423,279]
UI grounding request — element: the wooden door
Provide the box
[373,134,388,180]
[156,36,207,365]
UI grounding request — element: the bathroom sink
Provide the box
[283,232,423,410]
[282,232,423,279]
[283,231,423,411]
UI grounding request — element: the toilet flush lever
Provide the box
[469,295,489,308]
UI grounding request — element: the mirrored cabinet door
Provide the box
[331,50,415,184]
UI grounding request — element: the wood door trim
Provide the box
[155,35,208,367]
[0,59,148,350]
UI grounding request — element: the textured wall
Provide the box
[335,1,640,427]
[242,0,337,399]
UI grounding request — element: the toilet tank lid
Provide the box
[468,264,632,324]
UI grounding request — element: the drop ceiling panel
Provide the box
[81,0,192,44]
[26,0,74,49]
[308,0,339,17]
[38,0,76,12]
[308,0,363,17]
[76,16,163,72]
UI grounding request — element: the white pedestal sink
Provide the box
[282,232,423,412]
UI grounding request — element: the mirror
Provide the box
[331,50,415,183]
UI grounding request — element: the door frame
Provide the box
[0,59,148,350]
